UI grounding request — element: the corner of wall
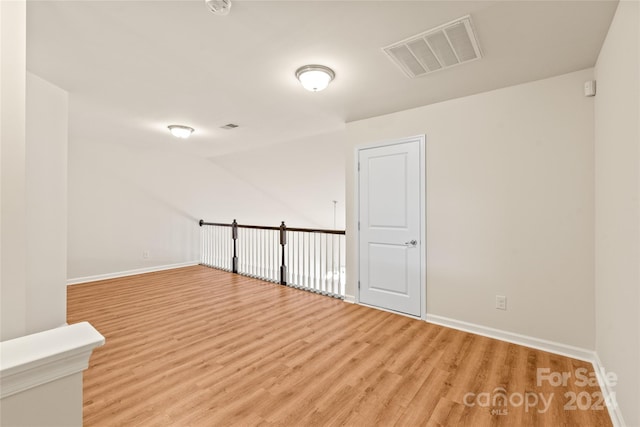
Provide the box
[593,1,640,426]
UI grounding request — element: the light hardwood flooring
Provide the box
[68,265,612,426]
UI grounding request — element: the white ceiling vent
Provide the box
[383,15,482,78]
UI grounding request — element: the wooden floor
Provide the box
[68,265,612,427]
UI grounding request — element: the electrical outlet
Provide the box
[142,250,150,260]
[496,295,507,310]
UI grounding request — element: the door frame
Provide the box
[355,134,427,320]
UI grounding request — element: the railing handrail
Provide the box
[200,219,346,298]
[199,220,345,235]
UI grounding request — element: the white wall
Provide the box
[594,1,640,426]
[67,129,345,280]
[346,69,595,349]
[25,72,68,333]
[1,374,82,427]
[1,0,27,341]
[212,132,346,230]
[1,3,83,425]
[0,8,68,341]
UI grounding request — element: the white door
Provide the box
[358,138,423,317]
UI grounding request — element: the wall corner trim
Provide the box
[592,352,627,427]
[67,261,200,285]
[0,322,104,399]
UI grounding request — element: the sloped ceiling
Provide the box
[27,0,617,157]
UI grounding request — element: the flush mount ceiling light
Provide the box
[167,125,194,139]
[205,0,231,15]
[295,65,335,92]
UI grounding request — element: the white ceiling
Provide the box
[27,0,618,157]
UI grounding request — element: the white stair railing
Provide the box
[199,220,346,299]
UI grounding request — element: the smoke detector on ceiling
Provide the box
[383,15,482,78]
[205,0,231,15]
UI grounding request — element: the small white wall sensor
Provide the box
[584,80,596,97]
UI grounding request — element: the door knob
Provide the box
[404,240,418,247]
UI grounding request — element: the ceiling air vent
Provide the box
[383,15,482,78]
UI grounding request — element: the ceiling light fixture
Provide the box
[167,125,194,139]
[295,65,335,92]
[205,0,231,15]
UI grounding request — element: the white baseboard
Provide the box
[592,352,626,427]
[67,261,200,285]
[426,314,625,426]
[425,313,596,362]
[344,294,356,304]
